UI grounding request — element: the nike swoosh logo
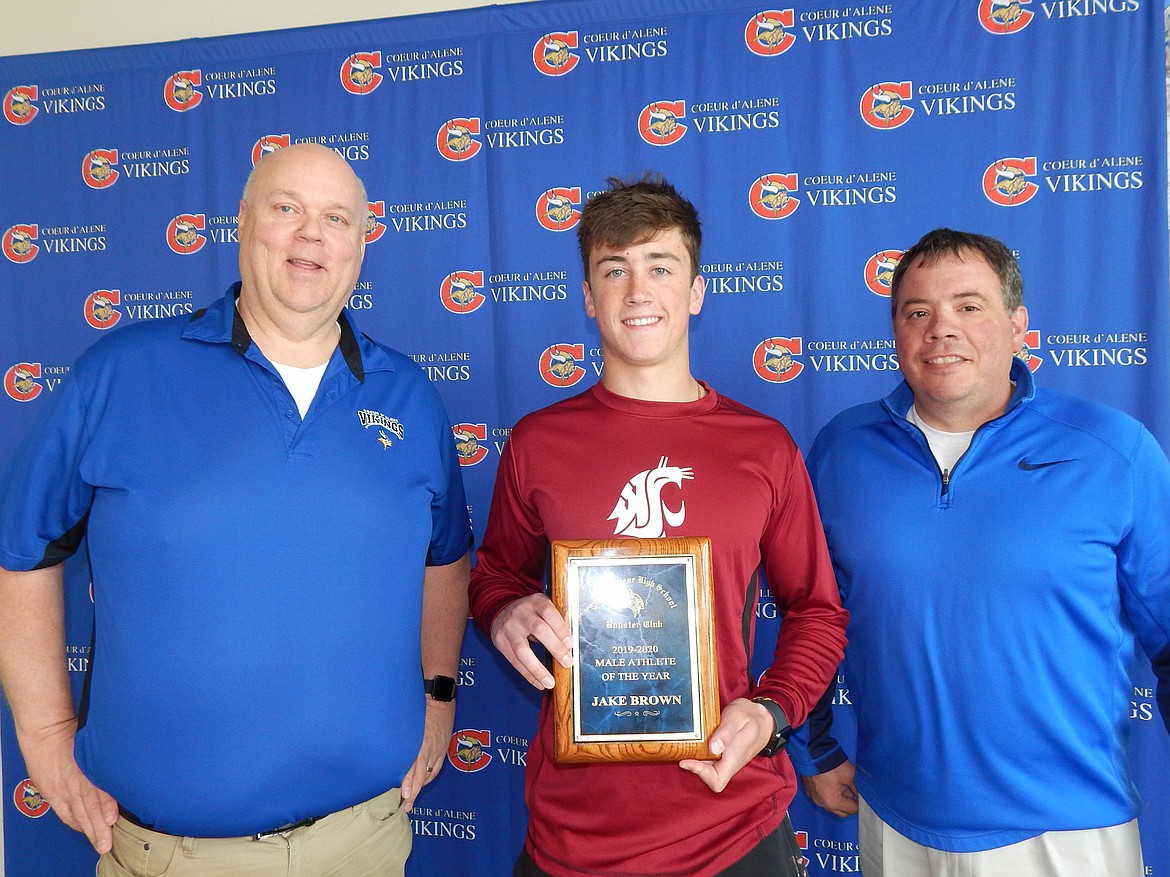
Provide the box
[1018,458,1076,471]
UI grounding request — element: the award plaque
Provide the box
[550,537,719,764]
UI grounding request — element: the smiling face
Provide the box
[583,227,705,390]
[236,144,367,332]
[893,250,1027,432]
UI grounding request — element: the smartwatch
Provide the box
[751,696,793,757]
[424,675,457,702]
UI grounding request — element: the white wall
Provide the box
[0,0,538,57]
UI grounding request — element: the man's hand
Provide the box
[0,566,117,854]
[801,759,859,817]
[401,698,456,812]
[22,719,118,854]
[678,698,774,793]
[489,594,572,690]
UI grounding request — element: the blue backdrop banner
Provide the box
[1,1,1167,874]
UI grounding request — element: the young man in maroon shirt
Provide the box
[469,175,847,877]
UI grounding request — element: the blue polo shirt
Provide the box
[0,285,471,836]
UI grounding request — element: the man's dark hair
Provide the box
[890,227,1024,316]
[577,173,701,282]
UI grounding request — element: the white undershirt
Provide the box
[273,361,328,418]
[239,296,337,418]
[906,405,974,476]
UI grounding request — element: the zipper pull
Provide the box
[942,468,950,488]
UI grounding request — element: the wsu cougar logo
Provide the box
[609,456,694,538]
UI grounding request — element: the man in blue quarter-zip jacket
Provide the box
[791,228,1170,877]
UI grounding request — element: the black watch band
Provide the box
[424,675,457,702]
[751,696,793,757]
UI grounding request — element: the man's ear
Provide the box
[689,274,705,316]
[1010,305,1029,352]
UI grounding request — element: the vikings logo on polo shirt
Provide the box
[358,409,405,450]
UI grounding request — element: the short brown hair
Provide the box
[890,228,1023,316]
[577,173,701,282]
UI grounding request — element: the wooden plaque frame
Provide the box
[550,537,720,764]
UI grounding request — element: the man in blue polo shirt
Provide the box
[0,143,471,876]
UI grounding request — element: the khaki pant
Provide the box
[99,788,410,877]
[858,797,1144,877]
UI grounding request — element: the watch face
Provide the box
[427,675,458,701]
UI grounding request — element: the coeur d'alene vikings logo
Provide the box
[745,11,797,56]
[1016,329,1043,372]
[539,343,586,387]
[341,52,384,94]
[860,82,914,129]
[167,215,206,254]
[14,779,50,818]
[83,149,119,189]
[864,249,904,297]
[85,289,122,329]
[533,32,580,76]
[3,225,39,263]
[164,71,202,112]
[639,101,687,146]
[536,188,581,232]
[749,175,799,220]
[437,119,483,161]
[366,202,387,244]
[5,363,42,402]
[754,337,803,383]
[448,729,492,772]
[983,158,1039,206]
[252,134,291,167]
[979,0,1033,34]
[440,271,486,314]
[453,423,489,466]
[4,85,39,125]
